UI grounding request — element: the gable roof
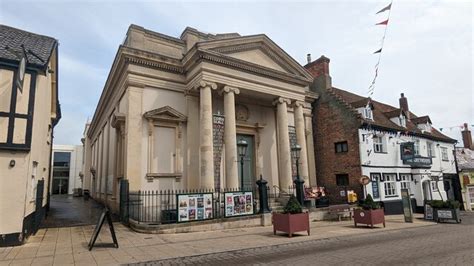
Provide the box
[329,87,456,143]
[411,115,432,125]
[0,24,57,72]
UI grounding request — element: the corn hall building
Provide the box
[82,25,318,211]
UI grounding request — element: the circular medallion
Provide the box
[360,212,365,217]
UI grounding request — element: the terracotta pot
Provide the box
[272,212,310,237]
[354,209,385,228]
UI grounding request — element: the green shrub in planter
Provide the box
[359,194,380,210]
[428,200,460,209]
[283,195,303,214]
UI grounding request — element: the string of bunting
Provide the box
[367,1,393,99]
[439,124,474,132]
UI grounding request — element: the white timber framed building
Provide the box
[82,25,318,211]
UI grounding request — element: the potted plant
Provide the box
[273,195,310,237]
[354,194,385,228]
[429,200,461,223]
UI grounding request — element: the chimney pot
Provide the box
[307,54,312,64]
[461,122,473,149]
[399,92,410,119]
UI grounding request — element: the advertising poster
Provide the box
[177,193,213,222]
[224,191,253,217]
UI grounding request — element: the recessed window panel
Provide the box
[12,118,27,144]
[0,117,8,143]
[0,69,13,112]
[16,73,31,115]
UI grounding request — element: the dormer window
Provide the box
[399,114,406,128]
[364,107,373,120]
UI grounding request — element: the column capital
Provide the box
[222,85,240,95]
[293,100,305,108]
[272,97,291,106]
[196,80,218,90]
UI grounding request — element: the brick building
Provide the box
[305,55,459,214]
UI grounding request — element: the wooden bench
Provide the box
[328,204,353,221]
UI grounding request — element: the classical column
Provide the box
[273,97,292,190]
[199,81,217,189]
[223,86,240,189]
[293,101,309,184]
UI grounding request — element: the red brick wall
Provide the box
[312,90,363,203]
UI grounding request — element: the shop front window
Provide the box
[383,173,397,197]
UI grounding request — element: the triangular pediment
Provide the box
[196,35,313,81]
[144,106,187,122]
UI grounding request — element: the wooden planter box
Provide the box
[433,208,461,223]
[273,212,310,237]
[354,209,385,228]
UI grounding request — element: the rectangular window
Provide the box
[441,147,449,161]
[335,141,348,153]
[364,108,373,120]
[153,126,177,173]
[383,173,398,197]
[373,136,385,153]
[400,174,411,192]
[427,142,434,158]
[336,174,349,186]
[431,181,439,192]
[0,67,36,151]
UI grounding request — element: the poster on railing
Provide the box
[177,193,213,223]
[224,191,253,217]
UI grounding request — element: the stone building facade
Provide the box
[82,25,318,211]
[305,56,458,214]
[0,25,60,246]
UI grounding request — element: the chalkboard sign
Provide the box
[88,208,118,251]
[370,174,380,199]
[401,189,413,223]
[424,204,433,220]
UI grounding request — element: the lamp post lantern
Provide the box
[292,144,305,205]
[237,139,248,190]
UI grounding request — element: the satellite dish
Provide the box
[16,56,26,93]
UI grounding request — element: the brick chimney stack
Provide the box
[304,55,332,90]
[399,93,410,119]
[462,123,473,149]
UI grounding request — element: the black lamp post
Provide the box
[237,139,248,190]
[292,144,305,205]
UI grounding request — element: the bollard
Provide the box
[256,175,271,213]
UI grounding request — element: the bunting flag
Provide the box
[376,19,389,25]
[367,1,393,98]
[376,3,392,14]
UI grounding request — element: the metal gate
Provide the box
[33,179,45,234]
[119,179,129,224]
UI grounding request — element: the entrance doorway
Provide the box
[237,134,255,190]
[52,178,69,195]
[422,180,432,202]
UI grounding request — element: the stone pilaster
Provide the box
[198,81,217,189]
[223,86,240,189]
[293,101,309,184]
[125,86,143,191]
[305,114,317,186]
[273,97,292,190]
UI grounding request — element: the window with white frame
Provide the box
[373,136,385,153]
[400,174,411,192]
[383,173,397,197]
[364,107,373,120]
[399,115,407,127]
[441,147,449,161]
[427,142,435,158]
[431,181,439,192]
[414,140,420,156]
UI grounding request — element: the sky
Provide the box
[0,0,472,145]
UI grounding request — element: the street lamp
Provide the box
[237,139,248,190]
[291,144,305,205]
